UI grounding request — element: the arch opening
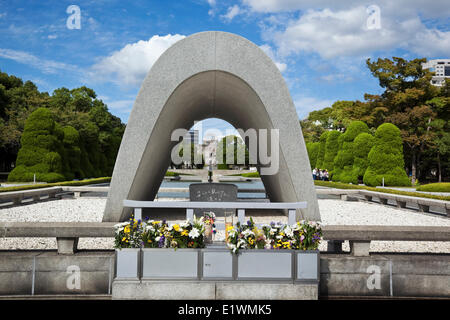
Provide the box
[104,31,320,222]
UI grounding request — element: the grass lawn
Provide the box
[314,180,450,201]
[416,183,450,193]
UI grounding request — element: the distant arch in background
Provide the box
[103,31,320,222]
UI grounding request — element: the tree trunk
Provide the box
[437,152,442,183]
[411,151,416,185]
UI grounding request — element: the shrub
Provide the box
[313,180,450,201]
[165,171,179,176]
[322,130,341,171]
[416,183,450,192]
[333,121,370,182]
[0,177,111,192]
[315,131,329,169]
[350,132,375,184]
[306,142,320,170]
[241,172,260,178]
[8,108,65,183]
[363,123,410,187]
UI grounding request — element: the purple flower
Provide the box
[158,236,165,248]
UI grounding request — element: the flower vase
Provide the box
[204,224,213,243]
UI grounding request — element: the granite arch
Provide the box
[103,31,320,222]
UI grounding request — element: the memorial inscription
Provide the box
[189,183,238,217]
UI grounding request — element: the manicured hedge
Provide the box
[333,121,370,182]
[314,180,450,201]
[351,132,375,184]
[306,142,320,170]
[241,172,260,178]
[363,123,411,187]
[322,130,341,171]
[165,171,179,176]
[315,131,329,169]
[416,183,450,192]
[0,177,111,193]
[8,108,65,183]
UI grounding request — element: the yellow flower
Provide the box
[282,241,291,249]
[181,230,189,236]
[173,224,180,232]
[122,237,126,241]
[124,226,130,234]
[248,238,255,245]
[226,225,234,232]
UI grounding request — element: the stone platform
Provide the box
[112,280,318,300]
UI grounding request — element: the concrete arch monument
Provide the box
[103,31,320,222]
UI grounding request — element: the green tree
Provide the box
[62,126,82,180]
[216,135,250,169]
[322,130,341,172]
[306,142,320,170]
[366,57,439,184]
[333,121,370,182]
[315,131,329,169]
[8,108,65,182]
[351,132,375,184]
[363,123,410,187]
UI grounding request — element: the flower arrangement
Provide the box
[114,215,144,249]
[141,217,206,249]
[226,219,322,254]
[226,218,266,253]
[201,211,217,233]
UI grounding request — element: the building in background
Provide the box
[185,129,199,145]
[202,136,218,169]
[422,59,450,86]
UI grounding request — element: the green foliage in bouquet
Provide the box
[141,217,206,249]
[114,216,144,249]
[226,219,322,254]
[226,218,267,254]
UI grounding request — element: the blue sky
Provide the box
[0,0,449,139]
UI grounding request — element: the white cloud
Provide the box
[269,6,450,59]
[91,34,185,86]
[294,96,333,119]
[207,0,217,16]
[259,44,287,72]
[221,5,241,22]
[0,48,77,74]
[47,34,58,40]
[243,0,450,18]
